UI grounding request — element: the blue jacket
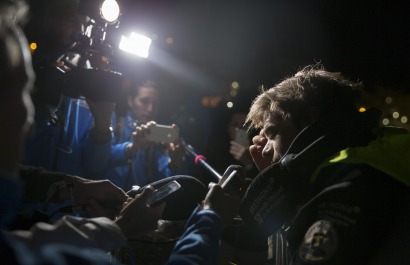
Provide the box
[166,207,222,265]
[23,97,112,178]
[107,111,186,190]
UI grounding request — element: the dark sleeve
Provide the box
[18,164,68,202]
[287,164,404,265]
[165,207,222,265]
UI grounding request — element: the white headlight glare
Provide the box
[101,0,120,23]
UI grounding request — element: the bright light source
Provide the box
[392,112,400,119]
[119,32,152,58]
[358,107,366,112]
[101,0,120,23]
[227,101,233,108]
[401,116,408,124]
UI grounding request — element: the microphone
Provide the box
[128,175,208,221]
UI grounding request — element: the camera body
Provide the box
[32,0,123,103]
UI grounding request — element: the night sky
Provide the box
[116,0,410,96]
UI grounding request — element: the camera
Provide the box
[33,0,124,103]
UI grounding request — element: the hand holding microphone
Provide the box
[200,165,252,225]
[201,183,241,225]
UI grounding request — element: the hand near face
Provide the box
[249,130,272,171]
[115,186,166,239]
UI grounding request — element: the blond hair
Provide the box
[246,64,363,130]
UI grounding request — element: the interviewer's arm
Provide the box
[166,184,240,265]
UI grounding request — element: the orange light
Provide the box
[358,107,366,112]
[29,42,37,53]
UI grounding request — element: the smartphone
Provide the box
[145,124,179,143]
[234,128,249,146]
[147,180,182,207]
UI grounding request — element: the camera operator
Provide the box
[22,0,115,178]
[0,2,166,263]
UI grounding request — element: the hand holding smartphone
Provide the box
[145,123,179,143]
[234,128,249,146]
[147,180,182,207]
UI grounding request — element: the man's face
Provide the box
[260,113,300,164]
[128,86,160,124]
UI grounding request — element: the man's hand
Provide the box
[167,125,185,169]
[201,183,241,225]
[130,121,156,152]
[72,178,129,218]
[115,186,166,239]
[229,141,255,168]
[249,130,272,171]
[87,99,115,143]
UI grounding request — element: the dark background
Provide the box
[24,0,410,132]
[108,0,410,148]
[114,0,410,95]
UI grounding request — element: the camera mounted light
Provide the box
[100,0,120,23]
[79,0,121,25]
[74,0,122,63]
[119,32,152,58]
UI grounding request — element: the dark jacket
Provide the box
[240,109,410,264]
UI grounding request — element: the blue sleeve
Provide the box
[72,98,111,176]
[166,207,222,265]
[110,142,132,166]
[82,132,113,175]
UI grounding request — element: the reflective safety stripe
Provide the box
[311,126,410,186]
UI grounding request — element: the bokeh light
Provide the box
[382,118,390,125]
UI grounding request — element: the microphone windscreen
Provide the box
[140,175,208,221]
